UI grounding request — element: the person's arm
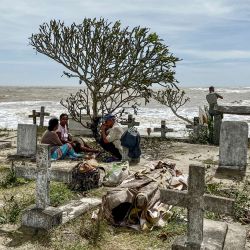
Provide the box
[101,124,109,144]
[216,93,223,99]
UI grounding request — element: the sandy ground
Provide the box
[0,130,249,249]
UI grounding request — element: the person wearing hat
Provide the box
[99,114,124,160]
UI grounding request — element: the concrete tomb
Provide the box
[160,164,246,250]
[21,144,101,229]
[68,115,92,136]
[213,104,250,145]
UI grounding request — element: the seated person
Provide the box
[99,114,125,161]
[57,113,99,153]
[41,117,83,160]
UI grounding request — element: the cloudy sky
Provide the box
[1,0,250,87]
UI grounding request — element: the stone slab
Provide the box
[14,161,76,183]
[0,141,11,149]
[22,205,62,230]
[172,219,227,250]
[223,223,247,250]
[219,121,248,171]
[17,124,37,156]
[68,116,92,136]
[59,197,102,224]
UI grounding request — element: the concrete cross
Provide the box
[154,120,173,138]
[21,144,63,229]
[161,164,234,250]
[121,114,140,128]
[28,106,50,126]
[36,144,51,209]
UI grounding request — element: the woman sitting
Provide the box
[41,118,83,160]
[57,113,99,154]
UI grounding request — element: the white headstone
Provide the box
[17,124,37,156]
[219,121,248,171]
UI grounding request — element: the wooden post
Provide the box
[213,114,222,145]
[32,110,37,125]
[40,106,45,127]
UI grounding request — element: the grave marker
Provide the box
[21,144,102,229]
[154,120,173,138]
[22,144,62,229]
[218,121,248,173]
[17,124,37,157]
[68,115,92,136]
[28,106,50,126]
[121,114,140,128]
[161,164,234,249]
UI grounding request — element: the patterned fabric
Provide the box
[51,143,82,160]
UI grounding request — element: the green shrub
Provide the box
[50,182,75,207]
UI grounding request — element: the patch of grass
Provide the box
[174,150,187,154]
[205,181,250,223]
[202,158,218,165]
[0,167,29,189]
[50,182,76,207]
[83,186,108,198]
[0,193,35,224]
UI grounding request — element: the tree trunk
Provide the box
[170,106,193,125]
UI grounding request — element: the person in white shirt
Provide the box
[99,114,124,160]
[57,113,99,153]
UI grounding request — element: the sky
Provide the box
[0,0,250,87]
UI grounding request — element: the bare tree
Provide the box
[153,88,193,124]
[30,18,180,127]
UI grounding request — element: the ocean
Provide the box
[0,86,250,137]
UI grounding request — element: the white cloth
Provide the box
[106,122,124,156]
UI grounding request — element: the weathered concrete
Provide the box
[68,115,92,136]
[172,219,231,250]
[14,161,76,183]
[160,164,234,250]
[36,144,50,209]
[223,223,247,250]
[59,197,102,224]
[213,114,222,145]
[219,121,248,172]
[22,205,62,230]
[21,144,62,229]
[154,120,174,138]
[214,104,250,115]
[17,124,37,156]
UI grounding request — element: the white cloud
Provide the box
[0,0,250,86]
[176,49,250,60]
